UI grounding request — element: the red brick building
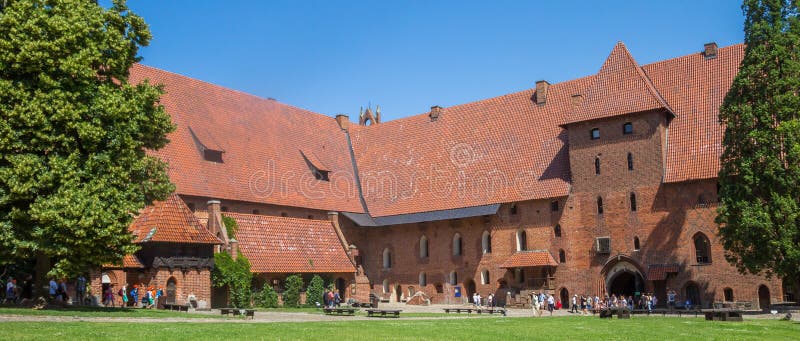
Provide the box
[120,41,788,309]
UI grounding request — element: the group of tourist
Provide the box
[322,288,341,308]
[530,292,557,316]
[105,283,164,308]
[471,292,496,308]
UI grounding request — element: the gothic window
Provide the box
[452,233,463,256]
[694,233,711,264]
[627,153,634,171]
[554,224,562,237]
[383,248,392,269]
[481,231,492,254]
[419,236,429,258]
[634,237,641,251]
[630,192,637,211]
[516,230,527,251]
[595,157,601,175]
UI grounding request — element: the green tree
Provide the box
[305,275,325,307]
[253,283,279,308]
[282,274,303,308]
[0,0,174,278]
[212,252,253,308]
[717,0,800,289]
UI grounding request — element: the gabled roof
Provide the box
[129,193,221,244]
[229,213,356,273]
[566,42,673,125]
[129,65,364,214]
[499,250,558,268]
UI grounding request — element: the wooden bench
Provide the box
[366,309,401,318]
[324,307,357,316]
[476,308,506,316]
[598,308,630,319]
[220,308,234,316]
[163,303,173,310]
[701,308,743,322]
[443,308,474,314]
[676,308,702,318]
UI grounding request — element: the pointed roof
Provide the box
[129,193,222,244]
[565,42,673,124]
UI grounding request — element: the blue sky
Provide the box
[125,1,745,121]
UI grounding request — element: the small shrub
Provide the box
[305,275,325,307]
[254,283,279,308]
[282,274,303,308]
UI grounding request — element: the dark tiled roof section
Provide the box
[645,44,744,183]
[349,77,592,217]
[128,65,364,214]
[646,263,680,281]
[129,193,221,244]
[566,42,671,125]
[499,250,559,268]
[228,213,356,273]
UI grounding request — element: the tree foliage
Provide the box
[282,274,303,308]
[717,0,800,283]
[0,0,174,276]
[212,252,253,308]
[305,275,325,307]
[253,282,279,308]
[221,215,238,239]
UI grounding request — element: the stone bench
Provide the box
[323,307,357,316]
[366,309,401,318]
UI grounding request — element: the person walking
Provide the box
[76,275,86,306]
[667,288,676,311]
[48,278,57,301]
[531,292,541,317]
[571,294,578,313]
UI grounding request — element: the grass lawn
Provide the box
[1,316,799,340]
[0,306,223,319]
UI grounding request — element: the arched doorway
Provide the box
[395,284,401,302]
[335,277,346,297]
[559,288,569,310]
[465,279,476,303]
[166,277,177,304]
[602,257,645,298]
[685,282,701,308]
[758,285,770,310]
[608,271,643,297]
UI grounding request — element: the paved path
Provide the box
[1,303,790,323]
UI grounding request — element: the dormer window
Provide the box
[590,128,600,140]
[301,150,330,182]
[203,149,223,163]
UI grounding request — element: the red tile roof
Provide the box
[646,44,743,182]
[104,254,145,269]
[129,42,744,215]
[129,193,221,244]
[129,65,364,214]
[566,42,672,125]
[646,264,679,281]
[228,213,356,273]
[349,77,591,217]
[499,250,558,268]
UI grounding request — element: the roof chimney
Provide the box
[704,42,718,59]
[335,114,349,131]
[206,200,229,251]
[535,80,550,105]
[429,106,443,122]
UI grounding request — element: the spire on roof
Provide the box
[565,41,673,125]
[359,105,380,126]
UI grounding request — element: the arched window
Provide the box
[554,224,562,237]
[449,271,458,285]
[724,288,734,302]
[481,231,492,254]
[627,153,634,171]
[419,236,429,258]
[559,249,566,263]
[481,269,490,285]
[383,248,392,269]
[419,272,427,287]
[452,233,463,256]
[516,229,527,251]
[597,196,604,215]
[595,157,601,175]
[630,192,637,211]
[693,233,711,264]
[634,237,641,251]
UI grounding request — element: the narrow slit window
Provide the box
[597,196,604,215]
[630,192,637,212]
[627,153,634,171]
[595,157,601,175]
